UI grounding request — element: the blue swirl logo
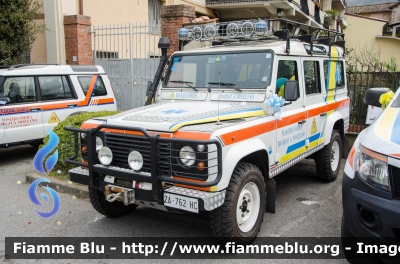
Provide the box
[28,178,60,218]
[29,129,60,218]
[33,129,59,175]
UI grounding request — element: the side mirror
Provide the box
[364,87,390,107]
[0,97,10,105]
[284,80,299,102]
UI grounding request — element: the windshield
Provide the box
[164,51,273,89]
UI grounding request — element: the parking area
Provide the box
[1,145,347,263]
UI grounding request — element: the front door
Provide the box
[0,76,44,145]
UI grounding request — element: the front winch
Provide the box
[104,185,135,205]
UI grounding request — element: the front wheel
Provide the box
[210,162,266,244]
[314,130,342,182]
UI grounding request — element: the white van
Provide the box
[0,64,116,148]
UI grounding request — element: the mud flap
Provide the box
[342,134,350,159]
[265,178,276,213]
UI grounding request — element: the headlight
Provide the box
[354,145,389,191]
[179,146,196,166]
[81,133,87,139]
[96,136,103,151]
[128,151,143,171]
[98,147,113,165]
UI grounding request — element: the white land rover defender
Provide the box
[66,19,350,243]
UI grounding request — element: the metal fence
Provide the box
[92,23,161,111]
[347,69,400,126]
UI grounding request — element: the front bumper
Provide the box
[342,172,400,244]
[65,124,224,212]
[69,167,226,211]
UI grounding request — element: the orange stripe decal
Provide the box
[78,75,98,107]
[277,111,307,128]
[173,131,211,140]
[390,154,400,158]
[172,176,210,191]
[221,121,275,146]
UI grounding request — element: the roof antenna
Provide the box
[216,72,222,125]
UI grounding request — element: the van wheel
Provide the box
[314,130,342,182]
[210,162,266,244]
[89,186,137,217]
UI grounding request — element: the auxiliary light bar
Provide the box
[178,20,271,41]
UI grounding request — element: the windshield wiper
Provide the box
[207,82,241,92]
[169,80,198,91]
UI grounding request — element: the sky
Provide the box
[347,0,398,6]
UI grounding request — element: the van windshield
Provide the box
[164,51,273,89]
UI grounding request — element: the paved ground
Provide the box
[0,145,348,263]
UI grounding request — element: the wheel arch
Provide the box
[324,112,350,159]
[220,138,276,213]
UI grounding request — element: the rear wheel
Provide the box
[89,185,137,217]
[210,162,266,244]
[314,130,342,182]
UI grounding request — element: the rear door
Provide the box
[302,58,326,150]
[0,76,44,145]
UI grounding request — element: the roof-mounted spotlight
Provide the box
[226,23,239,38]
[192,26,202,40]
[178,28,189,40]
[203,25,216,40]
[254,20,267,35]
[241,21,254,37]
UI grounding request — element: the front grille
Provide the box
[391,165,400,200]
[104,133,171,175]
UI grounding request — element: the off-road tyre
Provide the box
[314,130,342,182]
[89,185,137,217]
[210,162,266,244]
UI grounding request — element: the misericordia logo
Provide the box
[28,129,60,218]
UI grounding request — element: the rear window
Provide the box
[324,60,345,90]
[77,76,107,96]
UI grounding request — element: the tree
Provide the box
[0,0,45,65]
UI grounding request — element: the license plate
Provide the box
[163,193,199,213]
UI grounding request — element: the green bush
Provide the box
[40,111,120,179]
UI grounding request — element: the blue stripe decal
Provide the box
[286,133,321,154]
[168,107,263,130]
[390,110,400,145]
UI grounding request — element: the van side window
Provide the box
[77,76,108,97]
[39,76,74,100]
[324,60,345,90]
[0,77,36,104]
[303,61,321,95]
[276,60,299,97]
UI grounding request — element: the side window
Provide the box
[324,60,345,90]
[303,61,321,95]
[77,76,108,97]
[39,76,74,100]
[0,77,36,104]
[276,60,299,97]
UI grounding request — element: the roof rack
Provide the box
[178,18,345,57]
[3,63,60,71]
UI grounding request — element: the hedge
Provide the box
[40,111,120,179]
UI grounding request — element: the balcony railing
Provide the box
[206,0,297,6]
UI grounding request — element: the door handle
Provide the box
[67,104,77,108]
[320,112,327,117]
[298,120,306,125]
[29,108,42,112]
